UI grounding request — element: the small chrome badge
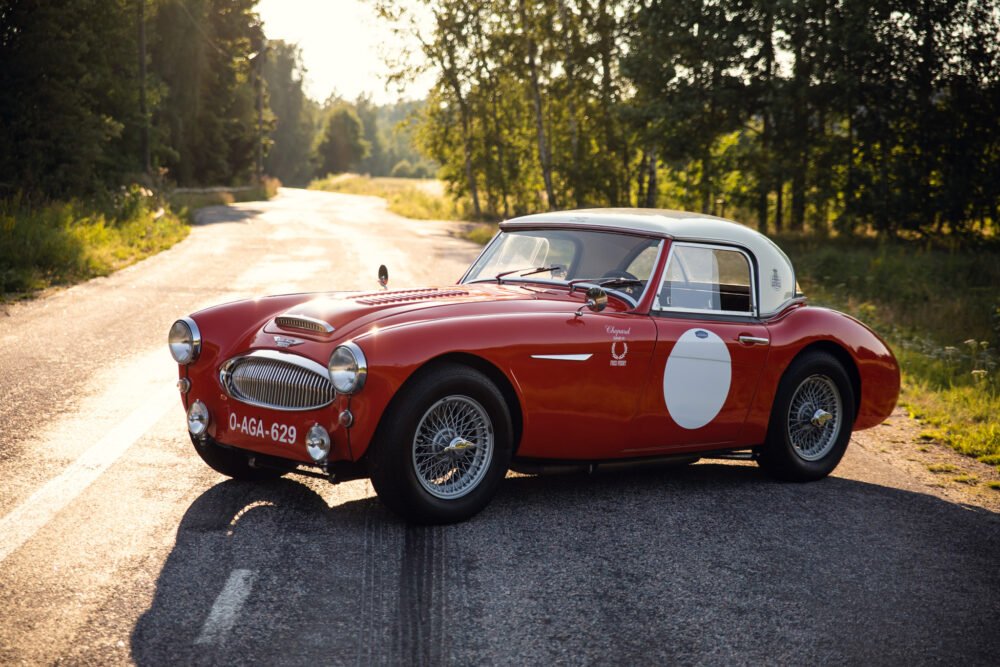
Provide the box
[274,335,304,348]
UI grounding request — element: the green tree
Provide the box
[316,106,370,175]
[0,0,143,197]
[262,40,319,185]
[149,0,264,186]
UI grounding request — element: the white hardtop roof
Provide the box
[501,208,798,316]
[503,208,761,245]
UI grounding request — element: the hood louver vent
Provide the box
[275,314,335,334]
[354,288,469,306]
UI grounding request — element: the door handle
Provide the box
[738,335,770,346]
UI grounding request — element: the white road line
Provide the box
[0,384,176,564]
[195,569,256,646]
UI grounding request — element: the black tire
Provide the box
[369,364,513,524]
[757,351,855,482]
[191,435,287,481]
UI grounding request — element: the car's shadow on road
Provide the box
[132,464,1000,665]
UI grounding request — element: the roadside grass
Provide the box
[781,237,1000,469]
[0,179,282,300]
[0,186,189,299]
[309,174,470,221]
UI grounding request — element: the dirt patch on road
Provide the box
[852,407,1000,513]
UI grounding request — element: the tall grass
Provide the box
[310,174,470,221]
[781,237,1000,468]
[0,185,189,298]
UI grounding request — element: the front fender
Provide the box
[340,313,540,459]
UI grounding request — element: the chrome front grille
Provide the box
[220,350,335,411]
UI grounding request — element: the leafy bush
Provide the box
[0,188,188,298]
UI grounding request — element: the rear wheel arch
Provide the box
[783,340,861,424]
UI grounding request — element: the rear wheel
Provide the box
[191,435,287,481]
[369,364,513,524]
[757,351,855,481]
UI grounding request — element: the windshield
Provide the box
[462,229,662,304]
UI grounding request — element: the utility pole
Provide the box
[137,0,150,176]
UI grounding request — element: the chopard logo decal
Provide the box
[274,336,304,348]
[771,269,782,291]
[607,325,631,367]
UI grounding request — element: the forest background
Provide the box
[1,0,998,472]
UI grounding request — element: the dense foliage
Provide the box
[0,0,268,196]
[379,0,1000,236]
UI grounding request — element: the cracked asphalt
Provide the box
[0,189,997,665]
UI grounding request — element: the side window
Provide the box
[655,244,754,315]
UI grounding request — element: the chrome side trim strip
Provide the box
[530,354,593,361]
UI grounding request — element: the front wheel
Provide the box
[369,364,513,524]
[757,351,855,481]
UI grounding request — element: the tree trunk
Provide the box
[775,176,784,233]
[518,0,557,210]
[459,101,481,219]
[701,149,712,214]
[596,0,619,206]
[558,0,583,208]
[645,145,658,208]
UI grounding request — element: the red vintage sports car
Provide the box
[168,209,899,523]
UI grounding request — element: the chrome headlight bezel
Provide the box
[168,317,202,365]
[328,342,367,394]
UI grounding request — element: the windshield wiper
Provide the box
[597,277,644,288]
[494,265,564,283]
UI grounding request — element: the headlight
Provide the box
[168,317,201,365]
[328,342,367,394]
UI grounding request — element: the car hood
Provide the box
[263,283,547,342]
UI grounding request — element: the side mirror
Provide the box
[576,286,608,316]
[377,264,388,290]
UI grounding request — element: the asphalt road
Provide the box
[0,189,997,665]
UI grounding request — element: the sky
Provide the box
[256,0,433,105]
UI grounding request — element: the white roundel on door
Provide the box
[663,328,732,429]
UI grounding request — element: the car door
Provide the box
[627,242,771,454]
[508,307,657,460]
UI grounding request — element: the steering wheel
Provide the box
[598,270,644,300]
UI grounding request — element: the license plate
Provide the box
[228,410,297,445]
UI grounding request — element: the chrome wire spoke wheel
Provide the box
[786,374,843,461]
[412,395,494,499]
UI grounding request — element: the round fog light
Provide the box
[187,400,210,437]
[305,424,331,462]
